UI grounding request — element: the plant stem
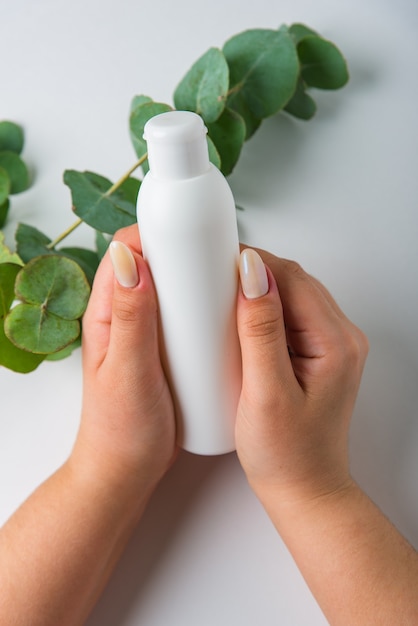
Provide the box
[103,153,147,197]
[47,153,148,250]
[47,218,83,249]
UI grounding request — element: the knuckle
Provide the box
[113,290,139,323]
[281,258,306,279]
[244,302,283,344]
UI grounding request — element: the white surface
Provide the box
[1,0,418,624]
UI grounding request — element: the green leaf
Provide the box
[129,99,173,161]
[130,94,153,114]
[0,324,45,372]
[5,255,90,354]
[45,336,81,361]
[298,36,349,90]
[223,92,261,140]
[0,263,20,317]
[58,247,100,285]
[5,304,81,355]
[64,170,137,234]
[0,199,10,229]
[118,176,141,205]
[207,108,246,176]
[284,77,317,120]
[0,262,44,372]
[206,136,221,170]
[0,231,23,265]
[15,222,52,262]
[224,28,299,120]
[289,23,318,45]
[0,166,11,205]
[95,231,110,260]
[14,255,90,319]
[0,121,24,154]
[0,151,30,194]
[174,47,229,123]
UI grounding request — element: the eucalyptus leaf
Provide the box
[130,94,153,114]
[129,99,172,162]
[0,263,45,372]
[0,231,23,265]
[298,36,349,90]
[224,28,299,120]
[174,47,229,123]
[0,324,45,372]
[58,246,100,285]
[14,255,90,320]
[206,136,221,170]
[0,121,24,154]
[0,263,20,317]
[15,222,52,262]
[207,108,246,176]
[45,336,81,361]
[5,255,90,355]
[0,199,10,229]
[64,170,137,234]
[5,304,81,355]
[284,78,317,120]
[289,23,318,45]
[0,166,11,205]
[95,230,110,260]
[0,151,30,194]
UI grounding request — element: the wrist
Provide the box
[66,442,162,524]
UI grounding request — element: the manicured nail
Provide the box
[239,249,269,299]
[109,241,139,288]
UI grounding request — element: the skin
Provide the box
[0,225,417,625]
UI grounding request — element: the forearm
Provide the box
[259,481,418,626]
[0,459,153,626]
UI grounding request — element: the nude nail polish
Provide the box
[239,249,269,299]
[109,241,138,288]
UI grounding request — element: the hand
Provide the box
[72,224,177,496]
[236,248,369,506]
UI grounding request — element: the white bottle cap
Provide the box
[143,111,210,180]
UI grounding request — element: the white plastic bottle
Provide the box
[136,110,241,455]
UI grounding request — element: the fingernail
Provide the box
[239,249,269,299]
[109,241,139,288]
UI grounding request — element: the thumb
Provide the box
[237,249,293,402]
[108,240,158,365]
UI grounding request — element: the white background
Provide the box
[1,0,418,624]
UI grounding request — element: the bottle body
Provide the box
[137,164,241,455]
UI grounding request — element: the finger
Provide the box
[237,250,298,402]
[82,225,143,370]
[253,251,350,359]
[105,241,159,374]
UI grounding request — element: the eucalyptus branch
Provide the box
[47,153,148,250]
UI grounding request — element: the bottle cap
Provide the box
[143,111,210,180]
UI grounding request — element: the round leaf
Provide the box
[174,47,229,123]
[0,323,45,372]
[0,121,24,154]
[0,151,30,194]
[284,78,317,120]
[207,108,246,176]
[224,28,299,120]
[298,36,349,90]
[14,254,90,320]
[289,23,318,45]
[0,166,11,204]
[5,303,80,354]
[0,231,23,265]
[0,263,20,317]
